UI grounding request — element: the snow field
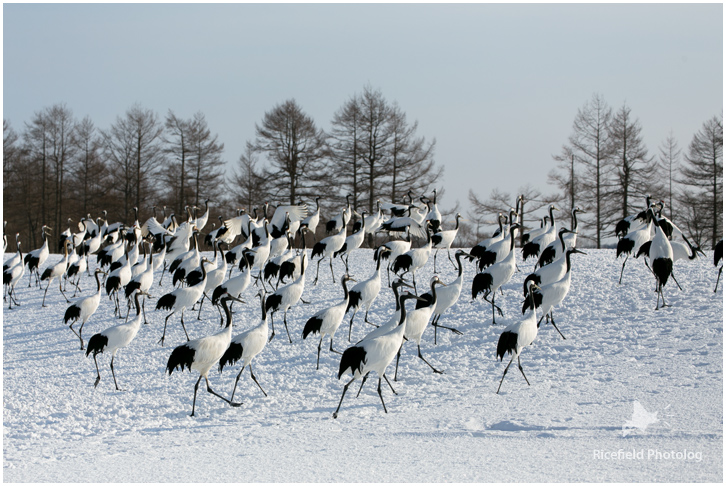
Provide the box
[3,248,722,481]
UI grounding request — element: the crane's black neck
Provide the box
[341,277,351,301]
[133,290,143,316]
[572,209,579,231]
[559,229,568,251]
[221,297,233,328]
[260,293,267,321]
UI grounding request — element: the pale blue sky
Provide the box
[3,3,723,214]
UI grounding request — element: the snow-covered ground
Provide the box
[3,248,722,482]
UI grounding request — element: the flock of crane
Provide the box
[2,191,723,418]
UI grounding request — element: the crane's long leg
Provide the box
[329,337,343,355]
[197,293,206,320]
[447,248,456,269]
[158,313,172,346]
[670,271,683,291]
[92,354,102,388]
[496,355,514,394]
[68,319,83,349]
[517,355,530,386]
[230,368,244,402]
[180,310,190,341]
[356,372,370,397]
[283,309,292,343]
[190,375,203,416]
[549,312,567,340]
[316,337,323,370]
[249,364,267,397]
[715,266,722,293]
[110,355,121,391]
[394,345,403,382]
[376,378,388,414]
[433,249,439,273]
[42,280,51,307]
[348,312,356,342]
[618,254,629,284]
[205,376,242,407]
[383,374,397,395]
[432,315,463,346]
[313,258,322,286]
[417,344,444,374]
[329,256,336,283]
[268,313,276,342]
[59,278,70,303]
[333,376,356,419]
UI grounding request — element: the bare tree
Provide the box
[568,93,615,248]
[357,86,394,215]
[387,104,441,204]
[102,104,163,223]
[607,103,657,219]
[70,116,108,217]
[253,99,328,205]
[230,142,267,211]
[329,95,364,210]
[187,112,226,207]
[679,115,723,248]
[657,132,682,221]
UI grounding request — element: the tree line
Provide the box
[3,85,443,250]
[4,89,721,252]
[468,93,722,249]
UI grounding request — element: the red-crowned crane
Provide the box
[469,213,505,261]
[166,293,244,416]
[522,248,586,339]
[521,216,548,246]
[355,278,414,344]
[417,250,470,343]
[535,227,573,270]
[265,251,307,343]
[616,206,655,284]
[649,221,675,310]
[218,291,270,401]
[303,274,356,369]
[24,225,51,287]
[299,196,322,244]
[424,189,443,233]
[496,281,541,394]
[65,268,106,349]
[431,213,462,272]
[124,241,156,324]
[40,240,72,306]
[345,247,389,341]
[522,205,559,261]
[476,222,520,271]
[472,226,520,324]
[391,222,434,293]
[3,237,25,309]
[312,210,347,285]
[325,194,353,235]
[394,276,447,380]
[522,230,575,295]
[714,239,723,292]
[615,195,651,238]
[379,230,412,286]
[156,257,210,346]
[333,291,424,418]
[335,211,367,274]
[105,245,132,317]
[85,289,149,390]
[3,233,22,274]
